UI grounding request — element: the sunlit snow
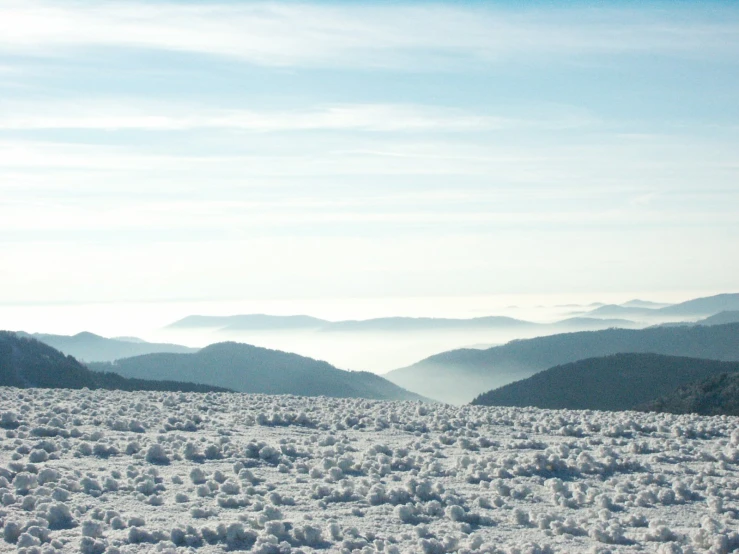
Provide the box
[1,388,738,553]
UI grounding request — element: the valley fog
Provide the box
[0,291,708,374]
[154,328,512,373]
[153,324,634,374]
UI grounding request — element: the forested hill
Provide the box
[471,353,739,412]
[18,331,197,362]
[0,331,229,393]
[638,371,739,416]
[90,342,430,402]
[386,323,739,404]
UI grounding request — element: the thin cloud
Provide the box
[2,130,739,189]
[0,102,519,132]
[1,194,733,235]
[0,2,737,68]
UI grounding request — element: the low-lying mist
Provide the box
[152,321,646,374]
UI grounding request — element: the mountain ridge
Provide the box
[582,293,739,319]
[0,331,229,393]
[384,323,739,404]
[90,341,430,402]
[17,331,198,363]
[470,353,739,412]
[165,314,638,334]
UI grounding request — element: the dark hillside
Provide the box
[0,332,229,393]
[386,323,739,404]
[471,353,739,411]
[19,331,197,362]
[90,342,429,402]
[638,372,739,416]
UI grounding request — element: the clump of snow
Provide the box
[1,388,738,552]
[145,444,170,465]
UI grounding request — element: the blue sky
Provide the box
[1,0,738,309]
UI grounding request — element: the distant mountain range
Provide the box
[694,311,739,326]
[583,305,658,318]
[639,371,739,416]
[320,316,532,332]
[384,323,739,405]
[650,311,739,329]
[168,314,327,331]
[166,314,638,333]
[582,293,739,319]
[89,342,429,402]
[620,299,673,309]
[0,332,228,393]
[16,331,197,362]
[471,353,739,412]
[165,294,738,335]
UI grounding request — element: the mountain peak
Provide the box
[72,331,103,340]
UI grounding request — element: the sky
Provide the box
[1,0,738,331]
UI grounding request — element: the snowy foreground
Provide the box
[1,389,738,554]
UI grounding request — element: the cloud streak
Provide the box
[0,1,737,68]
[0,101,544,132]
[2,200,733,236]
[2,130,738,191]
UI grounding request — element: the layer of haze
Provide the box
[0,290,722,373]
[1,1,738,364]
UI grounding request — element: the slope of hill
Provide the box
[698,311,739,326]
[385,323,739,404]
[583,293,739,319]
[638,372,739,416]
[19,331,197,362]
[470,354,739,411]
[660,293,739,316]
[90,342,429,402]
[0,332,229,393]
[651,311,739,329]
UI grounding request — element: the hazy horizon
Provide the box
[2,288,732,373]
[0,289,722,337]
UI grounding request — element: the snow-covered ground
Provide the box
[1,388,738,553]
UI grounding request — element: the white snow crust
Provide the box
[1,387,738,553]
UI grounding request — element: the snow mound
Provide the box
[0,387,738,552]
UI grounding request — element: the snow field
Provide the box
[0,388,738,553]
